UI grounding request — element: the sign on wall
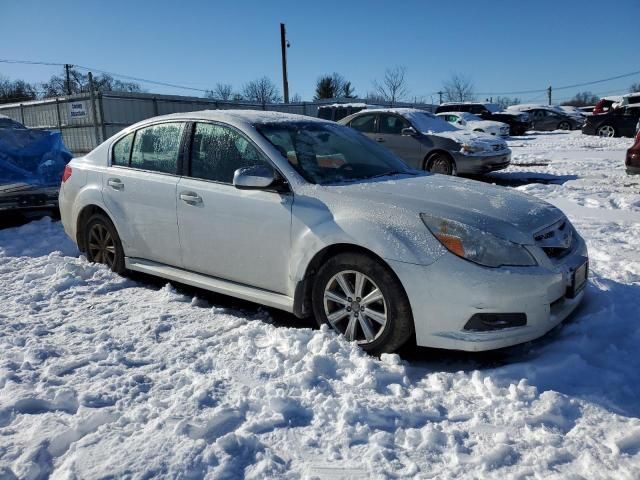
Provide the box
[69,101,88,119]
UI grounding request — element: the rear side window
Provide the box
[379,114,409,134]
[130,122,185,174]
[190,123,267,184]
[350,114,377,133]
[112,132,134,166]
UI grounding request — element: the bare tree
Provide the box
[0,75,38,104]
[443,73,475,103]
[561,91,599,107]
[206,83,234,100]
[373,66,409,105]
[630,83,640,93]
[41,67,142,97]
[290,93,302,102]
[494,96,521,109]
[242,77,281,104]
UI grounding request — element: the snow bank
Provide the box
[0,131,639,478]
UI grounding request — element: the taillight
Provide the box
[62,165,72,183]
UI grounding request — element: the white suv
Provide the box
[59,110,588,353]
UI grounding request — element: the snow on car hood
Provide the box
[428,129,507,148]
[309,174,563,246]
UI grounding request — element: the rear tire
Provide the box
[84,213,125,274]
[312,252,414,355]
[426,152,456,175]
[558,121,572,130]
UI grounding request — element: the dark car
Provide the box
[435,102,531,135]
[582,105,640,138]
[511,107,582,131]
[317,103,382,122]
[626,128,640,174]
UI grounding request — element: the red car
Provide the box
[626,129,640,175]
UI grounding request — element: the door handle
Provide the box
[179,192,203,205]
[375,137,385,142]
[107,178,124,190]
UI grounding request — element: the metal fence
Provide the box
[0,91,435,154]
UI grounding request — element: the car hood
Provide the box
[426,129,506,147]
[308,174,564,246]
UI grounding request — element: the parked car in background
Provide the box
[340,108,511,175]
[558,105,588,119]
[435,102,531,135]
[317,103,383,122]
[625,126,640,174]
[1,115,71,213]
[506,105,583,130]
[582,105,640,138]
[59,110,588,353]
[592,93,640,114]
[436,111,509,136]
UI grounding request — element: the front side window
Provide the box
[130,122,185,174]
[190,123,267,183]
[349,114,377,133]
[379,114,409,134]
[112,132,134,166]
[257,122,412,185]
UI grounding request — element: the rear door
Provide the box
[176,122,293,294]
[375,113,425,167]
[102,122,186,266]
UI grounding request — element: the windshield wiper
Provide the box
[367,170,415,179]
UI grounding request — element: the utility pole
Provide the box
[437,90,443,104]
[64,64,73,96]
[547,86,552,105]
[280,23,290,104]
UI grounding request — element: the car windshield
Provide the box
[256,122,413,185]
[402,111,459,133]
[484,104,501,113]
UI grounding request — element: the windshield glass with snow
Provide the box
[257,122,412,185]
[403,111,459,133]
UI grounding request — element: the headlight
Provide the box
[420,214,537,267]
[461,143,485,154]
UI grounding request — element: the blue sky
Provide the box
[2,0,639,103]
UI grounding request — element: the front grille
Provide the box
[534,219,574,259]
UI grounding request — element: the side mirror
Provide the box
[233,165,277,190]
[401,127,417,136]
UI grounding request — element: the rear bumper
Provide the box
[386,236,588,351]
[454,151,511,174]
[626,165,640,175]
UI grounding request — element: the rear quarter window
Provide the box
[112,132,134,166]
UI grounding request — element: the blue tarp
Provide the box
[0,127,72,187]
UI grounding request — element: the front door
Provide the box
[176,122,293,294]
[375,113,426,168]
[102,122,185,266]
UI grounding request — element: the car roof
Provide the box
[127,109,330,131]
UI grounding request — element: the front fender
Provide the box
[289,194,446,284]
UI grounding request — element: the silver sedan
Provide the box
[59,110,587,354]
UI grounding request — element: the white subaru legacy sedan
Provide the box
[59,110,588,354]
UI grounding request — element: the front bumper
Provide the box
[626,165,640,175]
[453,151,511,174]
[387,235,588,351]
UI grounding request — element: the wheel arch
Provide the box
[292,243,411,320]
[75,204,116,253]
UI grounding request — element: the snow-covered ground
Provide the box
[1,131,639,479]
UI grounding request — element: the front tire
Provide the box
[84,213,125,274]
[426,152,456,175]
[312,252,413,354]
[597,125,616,137]
[558,121,572,130]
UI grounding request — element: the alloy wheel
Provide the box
[558,121,571,130]
[430,156,452,175]
[88,223,116,268]
[598,125,615,137]
[323,270,387,344]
